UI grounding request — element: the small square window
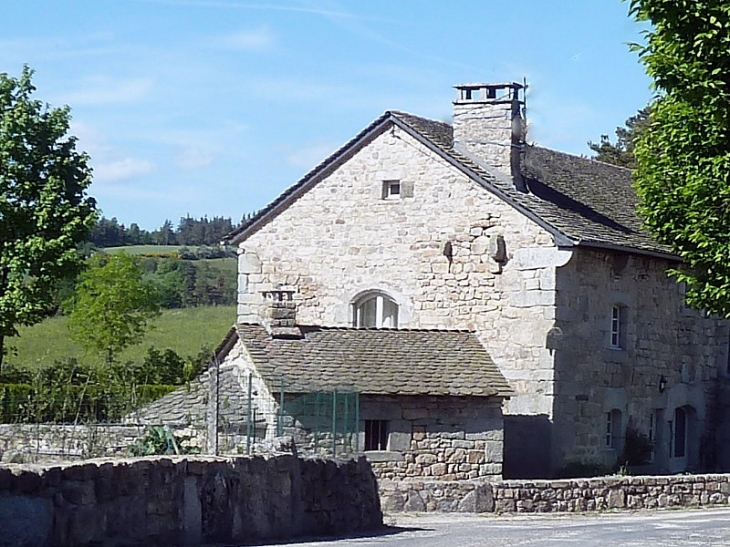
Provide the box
[364,419,388,450]
[382,180,401,200]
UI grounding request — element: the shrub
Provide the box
[128,425,200,456]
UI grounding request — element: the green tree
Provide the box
[0,66,97,369]
[66,253,161,364]
[630,0,730,316]
[588,107,651,169]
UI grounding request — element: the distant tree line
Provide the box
[88,213,256,248]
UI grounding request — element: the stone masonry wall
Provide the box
[552,249,728,474]
[0,455,382,546]
[452,100,515,174]
[237,125,561,418]
[362,395,503,482]
[380,473,730,514]
[0,424,147,463]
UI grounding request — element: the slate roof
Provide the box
[127,363,252,426]
[392,111,670,257]
[224,110,674,259]
[235,323,513,398]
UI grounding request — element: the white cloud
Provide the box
[60,77,153,106]
[214,27,274,51]
[92,158,156,182]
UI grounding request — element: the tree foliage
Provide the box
[87,214,239,248]
[588,107,651,169]
[0,66,97,367]
[66,253,160,363]
[630,0,730,316]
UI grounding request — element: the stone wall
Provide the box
[361,395,503,481]
[380,473,730,514]
[552,249,728,475]
[0,424,147,463]
[0,455,382,546]
[237,125,559,420]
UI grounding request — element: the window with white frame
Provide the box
[610,304,627,349]
[353,292,398,328]
[605,409,622,450]
[382,180,401,200]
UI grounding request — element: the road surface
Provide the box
[263,508,730,547]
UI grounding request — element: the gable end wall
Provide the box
[237,126,561,418]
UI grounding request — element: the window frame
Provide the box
[352,292,398,328]
[609,304,627,350]
[364,419,389,451]
[605,409,622,450]
[382,180,401,200]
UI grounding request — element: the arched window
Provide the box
[353,292,398,328]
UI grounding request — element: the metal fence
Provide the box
[0,364,362,463]
[209,367,361,458]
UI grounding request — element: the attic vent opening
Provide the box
[383,180,401,199]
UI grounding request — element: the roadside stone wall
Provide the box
[380,473,730,514]
[237,125,560,419]
[0,454,382,546]
[362,395,503,481]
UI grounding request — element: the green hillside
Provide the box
[104,245,183,256]
[5,306,237,370]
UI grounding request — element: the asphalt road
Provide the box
[265,508,730,547]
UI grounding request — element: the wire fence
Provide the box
[0,362,361,463]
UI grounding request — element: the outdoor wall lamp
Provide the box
[659,375,668,393]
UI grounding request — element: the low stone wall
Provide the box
[380,474,730,514]
[494,474,730,513]
[380,479,495,513]
[0,455,382,546]
[362,395,504,482]
[0,424,149,463]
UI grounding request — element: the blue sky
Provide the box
[1,0,652,231]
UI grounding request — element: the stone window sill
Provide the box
[363,451,404,462]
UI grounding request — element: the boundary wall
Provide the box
[0,455,382,546]
[380,474,730,513]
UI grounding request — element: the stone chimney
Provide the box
[261,289,302,339]
[453,82,527,192]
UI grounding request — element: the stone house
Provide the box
[136,303,512,481]
[227,311,510,481]
[217,81,728,479]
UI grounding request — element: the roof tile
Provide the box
[236,324,512,398]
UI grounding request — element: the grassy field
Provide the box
[5,305,237,370]
[103,246,237,275]
[104,245,183,256]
